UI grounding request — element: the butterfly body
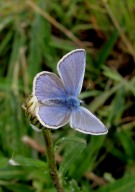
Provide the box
[62,96,80,109]
[33,49,108,135]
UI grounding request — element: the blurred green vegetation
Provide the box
[0,0,135,191]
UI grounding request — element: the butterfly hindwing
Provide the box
[36,105,71,128]
[70,106,108,135]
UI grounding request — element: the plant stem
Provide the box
[42,129,64,192]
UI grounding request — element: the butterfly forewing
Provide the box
[33,72,67,103]
[57,49,86,97]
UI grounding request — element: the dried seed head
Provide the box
[22,95,44,131]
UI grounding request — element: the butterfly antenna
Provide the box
[84,82,91,92]
[80,82,91,107]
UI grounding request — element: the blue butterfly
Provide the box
[33,49,108,135]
